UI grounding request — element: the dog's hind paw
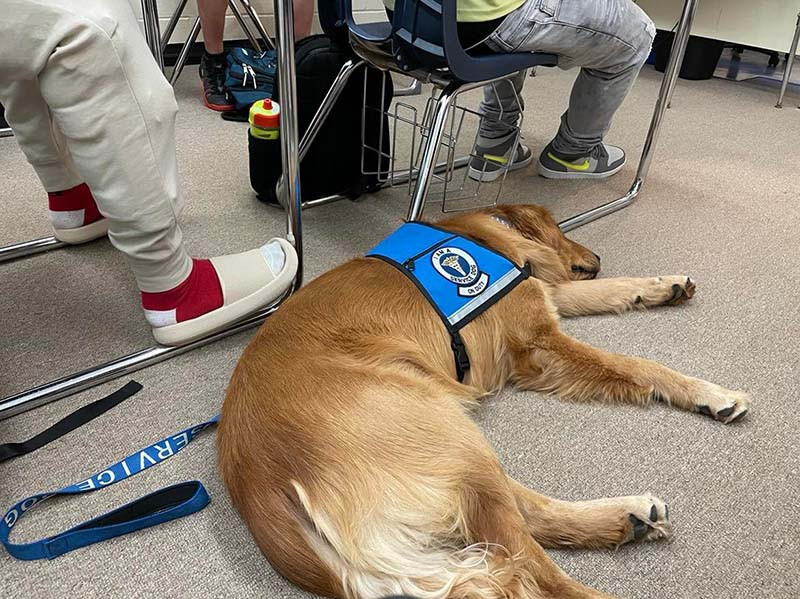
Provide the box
[623,494,672,544]
[695,381,750,424]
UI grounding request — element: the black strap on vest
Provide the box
[450,330,471,382]
[0,381,142,463]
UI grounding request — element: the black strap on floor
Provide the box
[0,381,142,463]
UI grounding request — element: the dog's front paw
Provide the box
[695,381,750,423]
[634,276,695,308]
[623,494,672,544]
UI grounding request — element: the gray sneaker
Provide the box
[537,142,626,179]
[468,136,533,182]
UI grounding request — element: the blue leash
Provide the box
[0,383,218,560]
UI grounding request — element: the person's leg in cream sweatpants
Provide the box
[0,0,296,345]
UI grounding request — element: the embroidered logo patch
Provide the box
[432,247,489,297]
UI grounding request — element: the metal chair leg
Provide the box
[559,0,699,232]
[229,0,263,54]
[235,0,275,51]
[300,59,362,162]
[395,79,422,97]
[776,11,800,109]
[0,0,305,421]
[406,82,463,221]
[160,0,189,54]
[141,0,164,72]
[169,17,202,86]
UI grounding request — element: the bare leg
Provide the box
[508,479,671,550]
[293,0,314,39]
[197,0,227,54]
[548,276,695,317]
[512,327,750,423]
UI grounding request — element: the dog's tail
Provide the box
[287,479,543,599]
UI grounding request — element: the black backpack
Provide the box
[249,34,393,205]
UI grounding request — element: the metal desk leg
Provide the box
[141,0,164,72]
[558,0,698,232]
[0,0,305,420]
[274,0,302,279]
[776,12,800,109]
[0,237,67,264]
[0,308,284,420]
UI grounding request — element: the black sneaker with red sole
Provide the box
[199,52,235,112]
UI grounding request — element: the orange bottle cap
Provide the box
[252,98,280,129]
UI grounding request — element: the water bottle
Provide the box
[249,98,280,140]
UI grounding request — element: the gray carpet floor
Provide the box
[1,64,799,598]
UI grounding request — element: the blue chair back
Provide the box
[339,0,558,83]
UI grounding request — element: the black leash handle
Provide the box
[0,381,143,463]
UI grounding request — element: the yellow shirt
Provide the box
[383,0,525,23]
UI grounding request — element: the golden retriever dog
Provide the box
[217,204,750,599]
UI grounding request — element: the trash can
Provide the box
[653,30,725,80]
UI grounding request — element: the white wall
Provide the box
[636,0,800,54]
[134,0,387,44]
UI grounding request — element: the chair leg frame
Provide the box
[295,60,469,207]
[0,0,304,421]
[169,17,202,85]
[159,0,189,54]
[405,0,700,232]
[560,0,698,232]
[776,11,800,109]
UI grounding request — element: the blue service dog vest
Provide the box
[367,222,530,381]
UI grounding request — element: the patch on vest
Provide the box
[431,247,489,297]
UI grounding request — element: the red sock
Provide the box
[48,183,103,228]
[141,259,224,327]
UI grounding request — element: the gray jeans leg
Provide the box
[553,61,646,156]
[478,69,527,142]
[484,0,656,155]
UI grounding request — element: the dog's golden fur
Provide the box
[218,205,750,599]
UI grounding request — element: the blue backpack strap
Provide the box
[367,222,530,381]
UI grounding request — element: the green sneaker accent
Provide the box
[546,152,590,171]
[468,137,533,183]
